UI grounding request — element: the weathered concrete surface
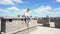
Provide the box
[12,26,37,34]
[1,26,37,34]
[1,26,60,34]
[0,19,37,34]
[5,19,37,33]
[29,26,60,34]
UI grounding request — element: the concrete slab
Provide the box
[29,26,60,34]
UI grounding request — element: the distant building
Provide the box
[37,17,60,28]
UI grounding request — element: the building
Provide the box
[37,17,60,28]
[0,16,37,34]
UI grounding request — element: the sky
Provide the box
[0,0,60,17]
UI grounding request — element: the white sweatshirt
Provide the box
[24,11,29,17]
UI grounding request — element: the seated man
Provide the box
[24,8,31,29]
[24,8,31,23]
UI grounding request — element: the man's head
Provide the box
[26,8,30,13]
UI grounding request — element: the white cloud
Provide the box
[7,6,20,10]
[6,6,22,15]
[0,8,11,16]
[34,6,52,17]
[0,6,60,17]
[35,6,52,14]
[48,12,60,17]
[0,6,21,16]
[0,8,9,12]
[13,0,24,3]
[0,0,14,5]
[0,0,25,5]
[55,0,60,2]
[0,6,31,16]
[6,6,27,15]
[35,6,60,17]
[15,9,28,15]
[54,8,60,11]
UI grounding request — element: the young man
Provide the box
[24,8,31,29]
[24,8,30,23]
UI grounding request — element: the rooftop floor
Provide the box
[29,26,60,34]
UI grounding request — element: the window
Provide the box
[9,19,12,22]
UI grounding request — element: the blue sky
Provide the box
[0,0,60,17]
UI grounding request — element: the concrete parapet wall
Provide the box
[1,26,37,34]
[1,18,37,33]
[6,20,27,33]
